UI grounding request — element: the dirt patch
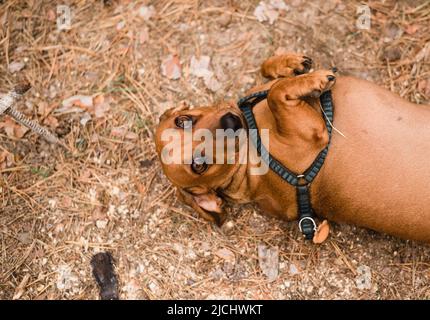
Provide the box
[1,0,430,299]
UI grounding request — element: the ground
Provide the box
[1,0,430,300]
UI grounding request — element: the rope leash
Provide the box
[0,83,68,149]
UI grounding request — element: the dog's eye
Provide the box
[175,115,193,129]
[191,156,208,174]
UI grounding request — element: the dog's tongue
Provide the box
[313,220,330,244]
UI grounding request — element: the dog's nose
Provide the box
[220,112,243,131]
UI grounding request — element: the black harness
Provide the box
[237,90,334,240]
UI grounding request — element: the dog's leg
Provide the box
[261,53,313,79]
[245,53,313,95]
[267,70,336,143]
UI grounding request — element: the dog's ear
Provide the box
[176,188,227,227]
[159,102,190,122]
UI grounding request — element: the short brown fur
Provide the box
[155,53,430,243]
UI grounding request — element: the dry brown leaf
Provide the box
[43,115,59,129]
[138,28,149,45]
[93,94,111,118]
[418,79,430,97]
[61,95,93,110]
[0,150,14,169]
[161,54,181,80]
[214,248,235,263]
[46,8,56,22]
[0,117,26,139]
[405,24,419,35]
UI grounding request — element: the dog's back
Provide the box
[317,76,430,241]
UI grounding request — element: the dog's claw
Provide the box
[297,56,313,75]
[303,56,313,62]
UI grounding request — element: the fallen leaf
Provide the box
[189,55,222,92]
[138,28,149,45]
[46,8,56,22]
[37,101,49,116]
[0,150,14,169]
[161,54,181,80]
[135,181,146,195]
[254,1,288,25]
[190,55,212,78]
[418,78,430,96]
[93,94,110,118]
[8,61,25,73]
[0,117,26,139]
[254,2,279,24]
[62,95,93,109]
[214,248,235,263]
[257,244,279,282]
[43,115,59,129]
[204,75,222,92]
[405,24,419,35]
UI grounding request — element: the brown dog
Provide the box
[155,53,430,243]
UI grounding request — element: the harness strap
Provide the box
[237,90,334,240]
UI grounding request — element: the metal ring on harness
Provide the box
[298,217,317,233]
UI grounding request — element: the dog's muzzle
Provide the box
[220,112,243,131]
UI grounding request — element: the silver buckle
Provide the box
[298,217,317,233]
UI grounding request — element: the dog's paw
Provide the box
[262,53,313,78]
[306,69,336,98]
[294,55,313,75]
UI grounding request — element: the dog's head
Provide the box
[155,101,247,226]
